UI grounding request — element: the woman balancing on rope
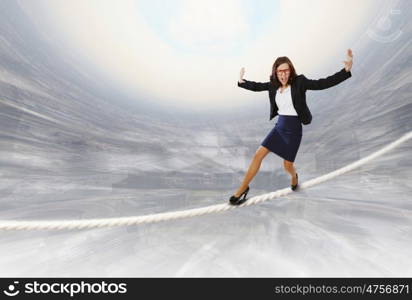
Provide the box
[229,49,353,205]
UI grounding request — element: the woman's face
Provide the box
[276,63,290,86]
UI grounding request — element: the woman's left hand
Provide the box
[343,49,353,72]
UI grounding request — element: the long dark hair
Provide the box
[270,56,297,86]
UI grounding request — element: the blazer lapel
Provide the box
[290,82,298,109]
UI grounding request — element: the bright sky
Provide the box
[18,0,376,111]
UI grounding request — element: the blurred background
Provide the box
[0,0,411,276]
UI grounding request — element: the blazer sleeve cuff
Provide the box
[341,67,352,78]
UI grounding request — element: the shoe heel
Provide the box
[240,191,248,201]
[238,186,250,204]
[291,173,298,191]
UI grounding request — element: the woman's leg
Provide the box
[234,146,270,197]
[283,159,298,185]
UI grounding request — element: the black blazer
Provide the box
[237,67,352,125]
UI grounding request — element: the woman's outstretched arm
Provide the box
[237,67,269,92]
[303,49,353,90]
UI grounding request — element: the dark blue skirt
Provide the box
[261,115,302,162]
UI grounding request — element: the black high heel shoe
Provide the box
[291,173,298,191]
[229,186,250,205]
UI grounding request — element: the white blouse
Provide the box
[275,86,298,116]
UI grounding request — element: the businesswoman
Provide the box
[229,49,353,205]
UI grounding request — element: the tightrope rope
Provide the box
[1,131,411,231]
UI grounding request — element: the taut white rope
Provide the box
[1,131,411,231]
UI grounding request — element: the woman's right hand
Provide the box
[239,67,245,83]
